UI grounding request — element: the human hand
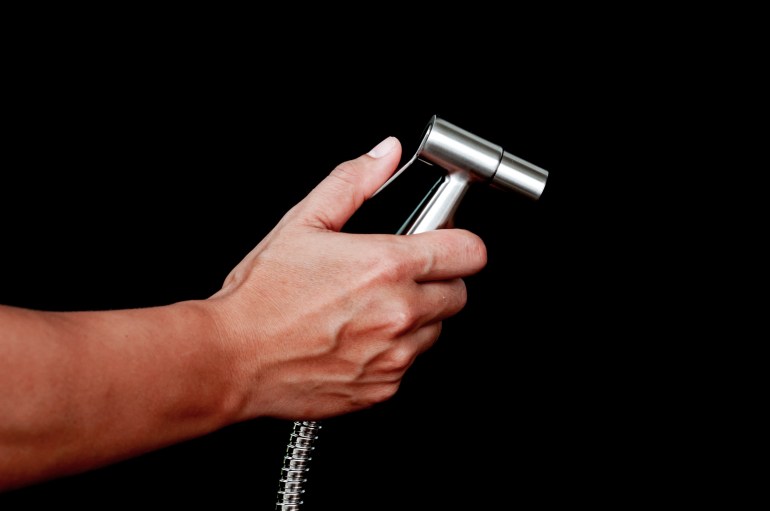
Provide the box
[208,137,487,421]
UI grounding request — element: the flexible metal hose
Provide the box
[275,420,321,510]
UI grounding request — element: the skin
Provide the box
[0,137,487,491]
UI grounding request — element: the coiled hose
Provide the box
[275,420,321,510]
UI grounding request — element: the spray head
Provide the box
[376,115,549,234]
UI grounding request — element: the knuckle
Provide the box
[454,279,469,308]
[366,383,400,405]
[388,301,418,336]
[331,160,358,181]
[378,345,414,373]
[373,245,409,282]
[326,161,361,198]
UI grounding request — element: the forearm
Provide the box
[0,302,238,490]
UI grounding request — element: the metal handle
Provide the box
[398,171,472,234]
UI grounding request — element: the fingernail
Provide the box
[367,136,396,158]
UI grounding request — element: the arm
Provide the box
[0,137,487,490]
[0,301,228,490]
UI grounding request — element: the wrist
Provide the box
[172,299,246,428]
[202,294,275,424]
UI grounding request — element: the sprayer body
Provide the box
[398,116,548,234]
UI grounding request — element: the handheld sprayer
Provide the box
[275,115,549,510]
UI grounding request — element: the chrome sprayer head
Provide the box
[376,115,549,235]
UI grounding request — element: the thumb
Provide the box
[292,136,402,231]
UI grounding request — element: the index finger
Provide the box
[402,229,487,281]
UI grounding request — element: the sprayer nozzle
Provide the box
[493,151,549,200]
[419,116,548,199]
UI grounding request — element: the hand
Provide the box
[208,137,487,420]
[0,136,487,489]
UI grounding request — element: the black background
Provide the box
[0,16,697,510]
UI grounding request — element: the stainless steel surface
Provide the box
[396,115,549,234]
[494,151,548,199]
[401,171,472,234]
[276,420,321,510]
[419,116,501,182]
